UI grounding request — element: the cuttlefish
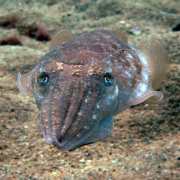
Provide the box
[17,29,169,151]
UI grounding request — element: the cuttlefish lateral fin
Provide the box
[110,29,128,43]
[49,30,74,50]
[17,64,40,95]
[130,39,169,105]
[141,39,169,91]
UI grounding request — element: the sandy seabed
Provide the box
[0,0,180,179]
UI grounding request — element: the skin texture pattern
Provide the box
[17,29,169,151]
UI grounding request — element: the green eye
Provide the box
[37,72,49,86]
[104,72,114,86]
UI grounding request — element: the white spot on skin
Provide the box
[135,48,148,66]
[96,104,100,109]
[84,125,90,130]
[39,66,43,72]
[107,67,112,72]
[45,137,53,144]
[78,112,82,116]
[105,85,119,104]
[139,83,148,93]
[42,109,46,113]
[115,85,119,96]
[124,71,132,78]
[126,53,133,59]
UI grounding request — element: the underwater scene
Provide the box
[0,0,180,179]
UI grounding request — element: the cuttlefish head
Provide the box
[17,58,119,151]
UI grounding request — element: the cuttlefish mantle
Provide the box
[17,29,169,151]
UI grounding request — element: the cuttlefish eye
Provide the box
[104,72,114,86]
[37,72,49,86]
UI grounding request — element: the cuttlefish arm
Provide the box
[129,39,169,106]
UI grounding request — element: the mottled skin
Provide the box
[17,29,169,151]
